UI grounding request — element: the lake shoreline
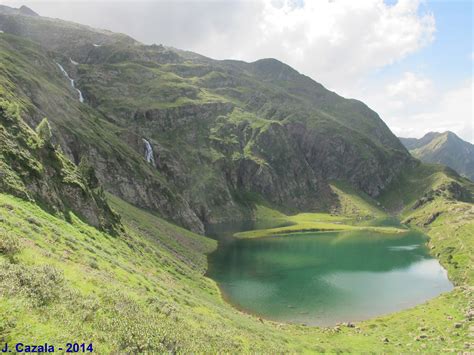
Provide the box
[206,218,453,327]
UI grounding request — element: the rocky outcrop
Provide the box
[134,102,234,132]
[0,102,121,234]
[287,122,411,197]
[58,132,205,233]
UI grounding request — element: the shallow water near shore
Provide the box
[206,224,453,326]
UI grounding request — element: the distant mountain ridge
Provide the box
[400,131,474,181]
[0,4,38,17]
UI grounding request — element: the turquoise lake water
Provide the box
[206,224,453,326]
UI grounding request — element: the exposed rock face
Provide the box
[59,132,206,233]
[287,122,410,197]
[0,102,121,234]
[226,121,333,211]
[102,98,409,226]
[134,102,235,132]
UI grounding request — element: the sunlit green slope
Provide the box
[1,188,472,352]
[0,5,472,353]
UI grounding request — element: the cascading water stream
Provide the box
[142,139,156,166]
[56,62,84,103]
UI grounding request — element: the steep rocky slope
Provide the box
[0,99,120,233]
[400,132,474,181]
[0,32,203,232]
[0,6,412,232]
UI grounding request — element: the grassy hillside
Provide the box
[377,162,472,215]
[403,196,473,284]
[1,189,472,353]
[0,11,412,232]
[329,180,386,218]
[1,162,473,352]
[235,184,405,238]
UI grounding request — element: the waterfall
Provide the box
[142,138,156,166]
[55,62,84,103]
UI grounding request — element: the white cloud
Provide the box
[386,72,434,103]
[409,80,473,142]
[250,0,435,91]
[186,0,436,93]
[365,76,473,142]
[1,0,435,94]
[380,71,435,112]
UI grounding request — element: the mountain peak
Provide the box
[251,57,300,81]
[400,131,474,181]
[442,131,461,140]
[421,131,466,145]
[19,5,39,16]
[420,131,443,141]
[0,4,39,17]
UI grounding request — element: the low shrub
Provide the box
[0,232,20,259]
[0,262,64,306]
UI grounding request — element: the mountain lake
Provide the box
[206,221,453,326]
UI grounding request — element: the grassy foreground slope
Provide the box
[1,184,472,352]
